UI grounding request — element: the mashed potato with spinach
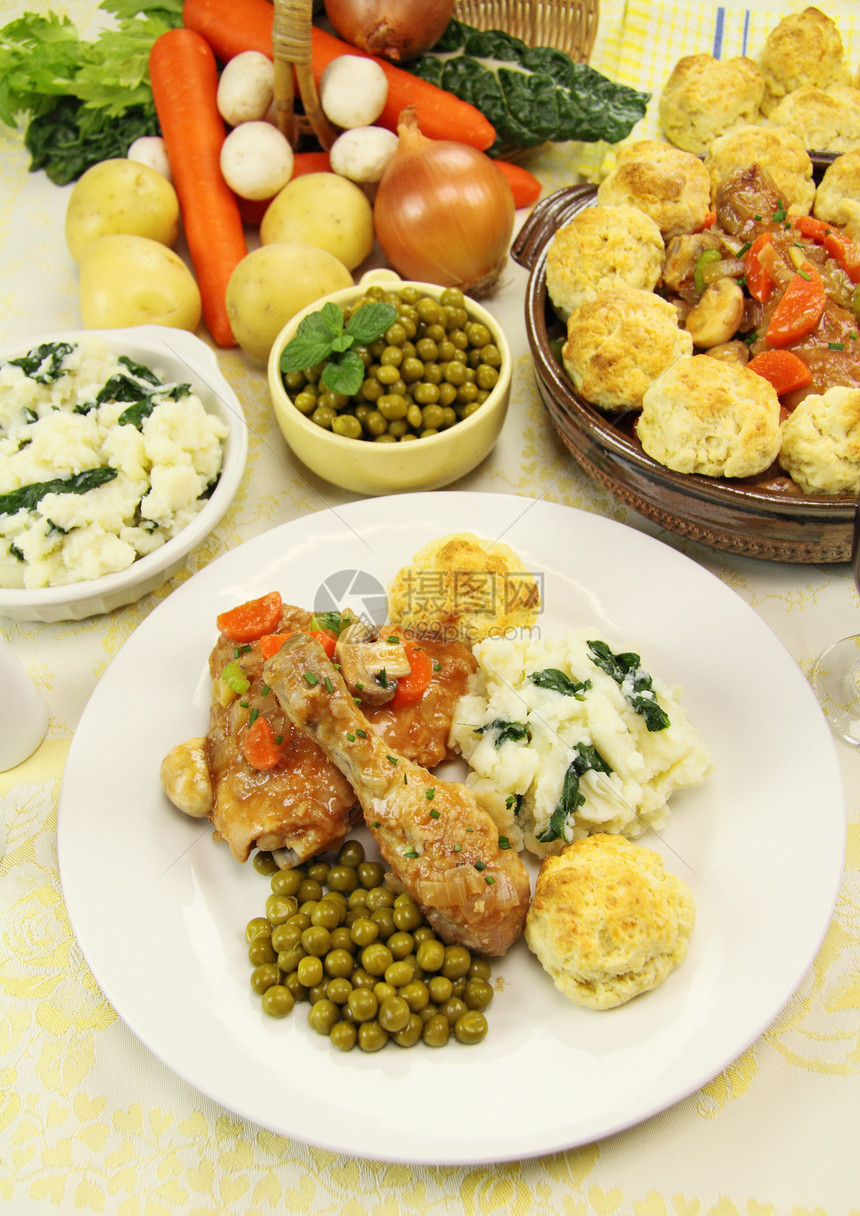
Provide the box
[0,337,227,589]
[450,629,712,857]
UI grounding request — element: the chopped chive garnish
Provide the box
[386,635,400,643]
[474,860,487,871]
[429,809,440,819]
[262,684,270,696]
[355,681,364,690]
[433,660,441,671]
[798,268,812,281]
[829,341,844,351]
[466,827,473,833]
[372,821,380,828]
[275,735,283,744]
[347,732,355,741]
[324,676,334,692]
[425,788,435,800]
[498,836,511,850]
[737,240,753,256]
[386,754,398,765]
[249,707,260,727]
[485,876,496,885]
[404,848,418,859]
[453,843,461,852]
[403,774,408,785]
[304,672,319,686]
[239,700,249,708]
[356,729,367,738]
[850,331,858,339]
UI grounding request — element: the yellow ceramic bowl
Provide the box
[267,281,511,496]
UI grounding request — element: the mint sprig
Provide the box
[279,300,398,396]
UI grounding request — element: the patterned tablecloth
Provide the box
[1,0,858,1212]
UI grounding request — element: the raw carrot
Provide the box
[181,0,496,150]
[243,715,286,770]
[765,263,826,348]
[389,640,434,710]
[217,591,283,643]
[494,159,542,209]
[149,28,247,347]
[746,349,812,396]
[236,152,332,225]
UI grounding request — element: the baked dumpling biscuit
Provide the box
[386,532,541,644]
[814,149,860,242]
[659,53,765,155]
[562,286,693,412]
[768,85,860,155]
[778,386,860,494]
[525,833,696,1010]
[758,7,852,117]
[637,355,781,478]
[545,205,665,320]
[596,140,712,241]
[703,124,815,215]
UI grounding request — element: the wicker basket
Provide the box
[272,0,599,149]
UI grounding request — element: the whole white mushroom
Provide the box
[216,50,275,126]
[319,55,389,129]
[220,122,294,200]
[127,135,172,180]
[329,126,399,183]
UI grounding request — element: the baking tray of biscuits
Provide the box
[511,183,856,564]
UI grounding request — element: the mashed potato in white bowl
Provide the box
[0,326,247,623]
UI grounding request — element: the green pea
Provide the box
[356,1021,388,1052]
[428,974,454,1003]
[480,343,502,367]
[296,955,324,988]
[384,960,415,989]
[466,321,491,347]
[271,869,303,897]
[454,1010,488,1044]
[365,886,395,911]
[253,852,278,876]
[463,978,494,1010]
[329,926,355,952]
[422,1014,451,1047]
[416,939,446,972]
[413,383,439,407]
[400,979,431,1011]
[277,946,305,974]
[378,995,411,1033]
[311,405,335,429]
[347,987,378,1022]
[261,985,295,1018]
[330,1021,357,1052]
[442,996,468,1023]
[326,977,353,1005]
[363,409,387,436]
[324,948,355,979]
[386,930,414,959]
[361,943,394,976]
[293,390,317,416]
[301,925,332,957]
[476,364,499,391]
[392,1013,424,1047]
[349,917,379,948]
[246,916,272,942]
[311,900,344,930]
[308,998,339,1036]
[370,907,396,938]
[332,414,363,439]
[250,964,280,995]
[392,901,423,932]
[248,937,276,966]
[265,894,297,926]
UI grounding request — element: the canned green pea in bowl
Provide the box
[267,280,511,496]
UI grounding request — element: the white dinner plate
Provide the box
[58,493,845,1165]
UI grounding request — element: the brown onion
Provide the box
[323,0,455,62]
[373,108,515,297]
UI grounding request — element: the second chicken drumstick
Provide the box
[264,633,531,956]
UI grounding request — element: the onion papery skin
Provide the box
[373,111,515,297]
[324,0,455,62]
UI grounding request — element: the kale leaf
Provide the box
[407,20,650,158]
[587,640,671,732]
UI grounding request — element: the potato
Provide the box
[65,158,180,263]
[225,242,353,364]
[79,234,201,331]
[259,172,374,271]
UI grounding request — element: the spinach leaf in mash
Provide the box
[0,466,118,517]
[8,341,75,383]
[587,640,671,732]
[529,667,591,699]
[475,719,530,747]
[537,742,613,843]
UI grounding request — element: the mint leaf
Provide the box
[345,301,398,344]
[321,350,366,395]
